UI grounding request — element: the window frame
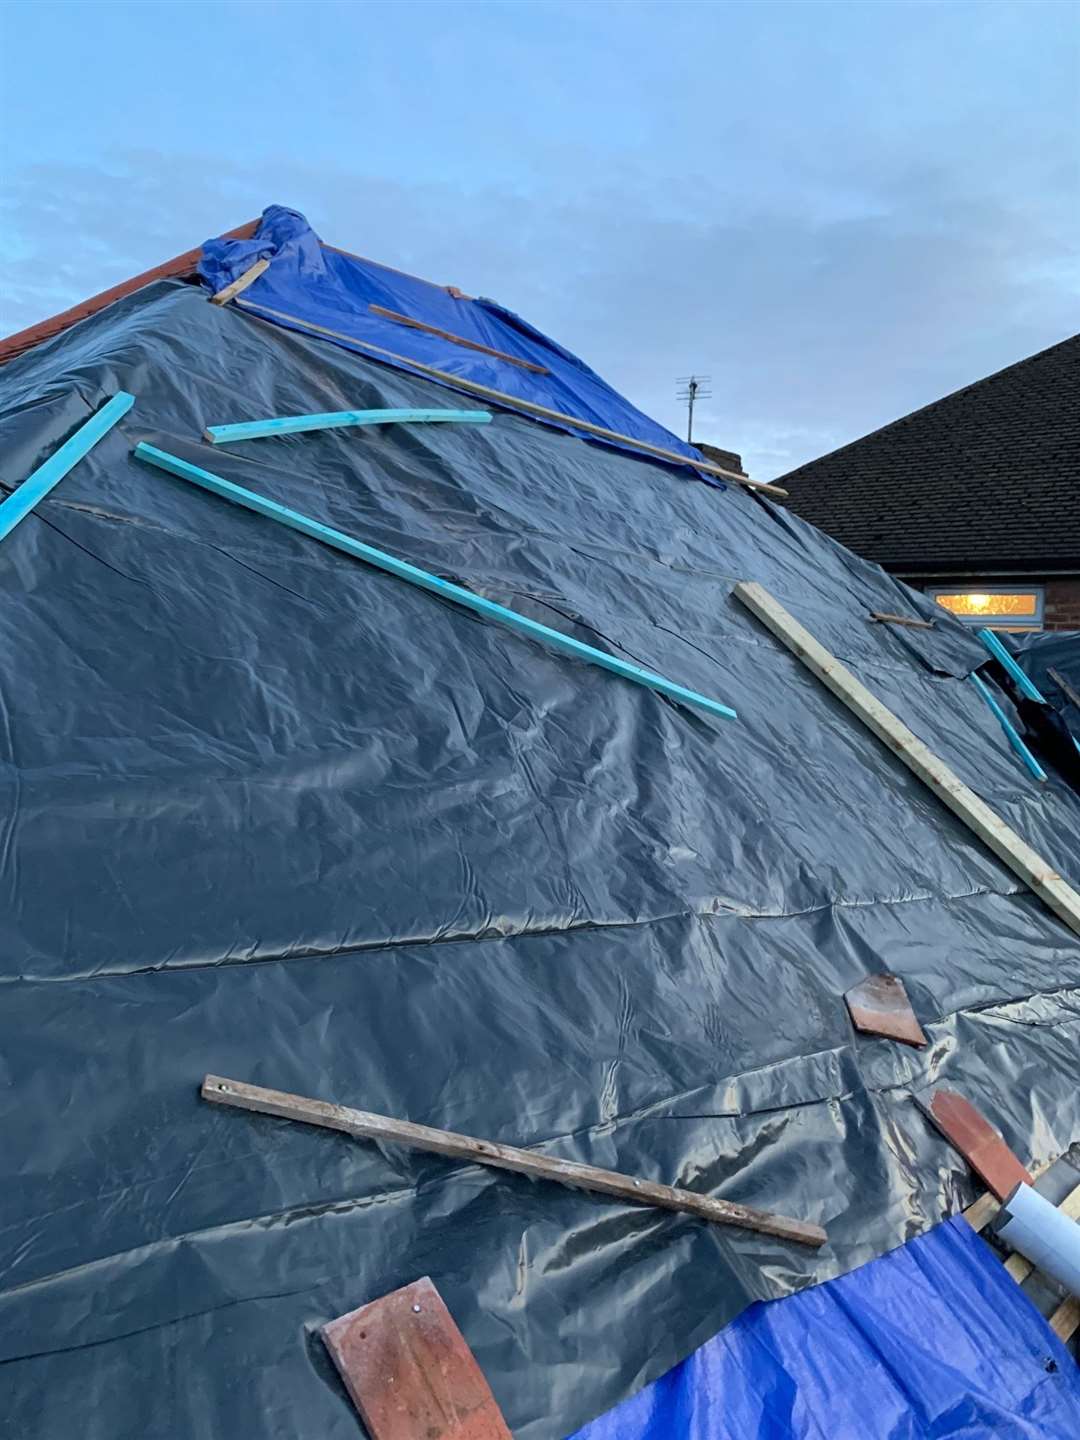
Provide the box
[928,584,1045,630]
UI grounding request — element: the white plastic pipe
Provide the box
[996,1182,1080,1298]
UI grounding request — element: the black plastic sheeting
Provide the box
[1011,628,1080,728]
[978,631,1080,793]
[2,280,1080,1439]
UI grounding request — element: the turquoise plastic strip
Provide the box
[133,443,737,722]
[977,628,1045,703]
[977,630,1080,758]
[970,673,1046,781]
[0,392,135,543]
[205,408,492,445]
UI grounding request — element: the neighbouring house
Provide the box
[778,334,1080,631]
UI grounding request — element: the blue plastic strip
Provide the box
[0,392,134,543]
[569,1215,1080,1440]
[133,443,738,722]
[970,673,1047,781]
[978,628,1046,703]
[206,408,492,445]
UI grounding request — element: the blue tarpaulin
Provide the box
[199,205,716,478]
[569,1217,1080,1439]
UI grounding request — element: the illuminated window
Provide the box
[930,587,1044,630]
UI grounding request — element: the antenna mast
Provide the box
[676,374,712,445]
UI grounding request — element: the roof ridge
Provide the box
[780,330,1080,482]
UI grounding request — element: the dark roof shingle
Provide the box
[778,334,1080,573]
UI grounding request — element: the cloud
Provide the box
[2,145,1077,479]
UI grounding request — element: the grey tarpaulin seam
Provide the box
[8,879,1037,985]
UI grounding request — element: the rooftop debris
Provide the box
[844,973,927,1048]
[322,1277,512,1440]
[918,1087,1032,1201]
[203,1075,827,1247]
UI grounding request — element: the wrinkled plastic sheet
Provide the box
[2,281,1080,1438]
[978,633,1080,793]
[1010,629,1080,714]
[200,205,711,472]
[569,1215,1080,1439]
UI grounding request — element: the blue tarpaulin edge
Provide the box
[568,1216,1080,1439]
[198,206,721,483]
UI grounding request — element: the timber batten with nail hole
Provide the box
[202,1075,827,1247]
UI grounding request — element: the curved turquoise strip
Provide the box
[205,408,492,444]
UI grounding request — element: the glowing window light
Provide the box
[934,591,1039,619]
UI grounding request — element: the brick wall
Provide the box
[697,442,747,477]
[1045,578,1080,631]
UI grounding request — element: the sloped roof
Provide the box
[0,219,259,365]
[3,219,1080,1438]
[778,334,1080,573]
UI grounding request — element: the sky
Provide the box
[1,0,1077,479]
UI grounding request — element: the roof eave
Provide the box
[0,218,261,367]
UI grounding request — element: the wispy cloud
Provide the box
[2,142,1077,480]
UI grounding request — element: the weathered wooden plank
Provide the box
[134,443,739,722]
[322,1277,511,1440]
[231,296,789,496]
[205,407,492,445]
[0,392,134,543]
[1049,1293,1080,1342]
[369,303,550,374]
[1048,666,1080,713]
[963,1190,1002,1234]
[732,581,1080,938]
[210,256,271,306]
[202,1075,827,1247]
[868,611,934,629]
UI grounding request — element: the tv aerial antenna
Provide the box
[676,375,712,445]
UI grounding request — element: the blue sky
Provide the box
[1,0,1077,478]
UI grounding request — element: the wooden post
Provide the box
[733,581,1080,938]
[202,1075,827,1248]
